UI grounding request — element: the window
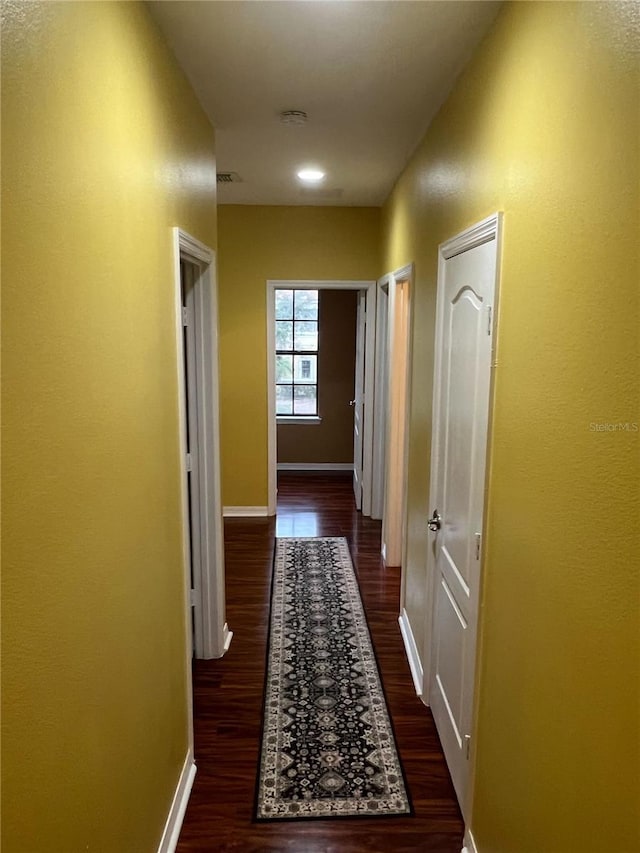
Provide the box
[275,289,318,416]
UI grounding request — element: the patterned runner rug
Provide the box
[255,536,412,821]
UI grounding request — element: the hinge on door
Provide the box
[182,306,189,327]
[464,734,471,760]
[475,533,481,560]
[186,453,192,472]
[487,306,492,336]
[190,589,197,607]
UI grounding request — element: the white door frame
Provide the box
[266,280,376,516]
[371,275,390,521]
[352,290,368,511]
[173,228,232,662]
[422,213,502,821]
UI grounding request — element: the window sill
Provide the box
[277,416,322,425]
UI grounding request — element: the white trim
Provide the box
[156,752,196,853]
[173,228,229,662]
[223,505,270,517]
[397,266,414,611]
[277,416,322,425]
[441,212,502,259]
[172,238,195,754]
[371,274,391,520]
[221,622,233,654]
[392,262,413,282]
[362,284,377,517]
[266,280,376,518]
[398,608,423,697]
[277,462,354,472]
[461,827,479,853]
[176,231,212,264]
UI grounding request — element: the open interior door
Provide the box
[352,290,366,509]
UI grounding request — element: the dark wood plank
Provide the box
[178,473,463,852]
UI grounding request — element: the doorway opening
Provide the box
[174,228,232,663]
[266,280,377,516]
[380,267,413,576]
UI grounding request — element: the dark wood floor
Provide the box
[177,473,463,852]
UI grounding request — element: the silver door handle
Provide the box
[349,399,356,406]
[428,510,441,532]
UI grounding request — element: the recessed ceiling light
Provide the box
[297,168,325,184]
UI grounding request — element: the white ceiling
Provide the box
[147,1,501,207]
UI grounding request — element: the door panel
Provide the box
[427,223,499,817]
[443,287,485,584]
[352,291,366,509]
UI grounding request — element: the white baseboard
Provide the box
[157,751,196,853]
[223,506,269,517]
[462,827,478,853]
[398,608,423,697]
[277,462,354,471]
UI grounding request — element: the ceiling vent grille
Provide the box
[279,110,308,126]
[216,171,242,184]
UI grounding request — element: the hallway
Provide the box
[178,473,463,852]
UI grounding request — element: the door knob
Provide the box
[428,510,441,532]
[349,399,356,406]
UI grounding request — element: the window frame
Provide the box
[274,288,320,419]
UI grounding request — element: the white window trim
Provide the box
[277,416,323,425]
[274,288,320,418]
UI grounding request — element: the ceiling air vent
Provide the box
[279,110,308,126]
[216,171,242,184]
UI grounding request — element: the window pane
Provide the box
[276,321,293,351]
[276,384,293,415]
[276,355,293,382]
[293,384,317,415]
[275,289,294,320]
[294,290,318,321]
[294,355,316,382]
[294,321,318,351]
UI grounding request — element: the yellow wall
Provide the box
[1,3,217,850]
[382,2,639,851]
[217,206,379,506]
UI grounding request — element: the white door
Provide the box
[427,215,500,816]
[352,290,366,509]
